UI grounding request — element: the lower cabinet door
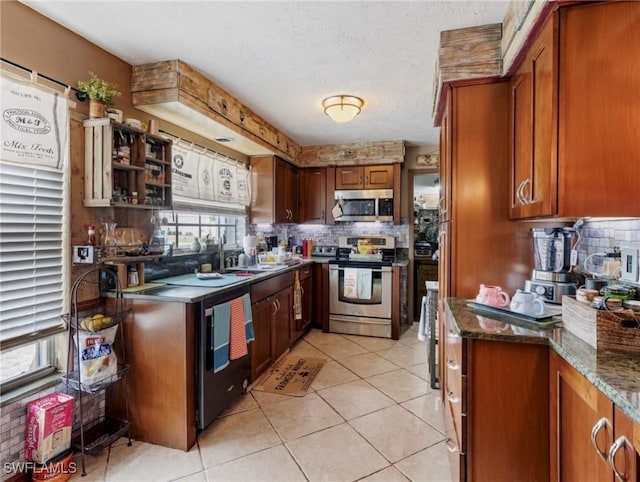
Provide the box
[250,298,274,381]
[550,350,613,482]
[273,287,293,360]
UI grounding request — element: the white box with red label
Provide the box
[25,393,74,464]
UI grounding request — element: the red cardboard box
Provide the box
[25,393,74,464]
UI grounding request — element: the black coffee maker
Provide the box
[265,235,279,251]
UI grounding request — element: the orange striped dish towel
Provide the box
[229,297,248,360]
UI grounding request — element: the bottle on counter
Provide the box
[87,225,96,246]
[238,251,248,268]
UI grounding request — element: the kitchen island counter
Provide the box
[446,297,640,426]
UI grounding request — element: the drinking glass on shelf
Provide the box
[102,222,118,258]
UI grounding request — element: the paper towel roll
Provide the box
[243,235,258,250]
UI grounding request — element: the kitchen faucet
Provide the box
[218,235,225,273]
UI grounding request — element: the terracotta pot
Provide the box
[89,99,105,118]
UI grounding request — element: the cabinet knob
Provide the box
[590,417,611,461]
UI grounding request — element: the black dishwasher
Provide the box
[196,285,251,430]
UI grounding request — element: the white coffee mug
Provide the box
[509,289,545,316]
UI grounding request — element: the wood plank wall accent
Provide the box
[502,0,552,75]
[432,23,503,125]
[298,140,405,166]
[130,60,301,164]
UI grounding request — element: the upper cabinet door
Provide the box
[274,159,290,223]
[364,165,394,189]
[300,168,326,224]
[558,2,640,217]
[335,166,364,189]
[509,14,557,219]
[335,165,394,190]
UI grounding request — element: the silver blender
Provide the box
[524,228,577,303]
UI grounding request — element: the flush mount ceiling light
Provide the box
[322,95,364,123]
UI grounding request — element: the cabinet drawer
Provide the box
[444,377,467,460]
[251,272,294,302]
[444,388,466,482]
[298,265,312,280]
[445,373,466,445]
[444,327,464,375]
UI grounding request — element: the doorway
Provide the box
[408,169,440,322]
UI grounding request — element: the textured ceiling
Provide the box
[21,1,508,149]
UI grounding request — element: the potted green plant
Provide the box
[77,72,121,118]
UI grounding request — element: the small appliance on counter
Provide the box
[310,245,338,257]
[265,235,279,251]
[524,227,577,304]
[414,241,434,258]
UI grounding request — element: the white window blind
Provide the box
[0,160,66,351]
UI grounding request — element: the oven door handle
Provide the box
[330,266,391,273]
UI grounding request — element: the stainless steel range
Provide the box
[329,235,395,338]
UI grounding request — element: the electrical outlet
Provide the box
[620,247,639,282]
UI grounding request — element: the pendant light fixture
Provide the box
[322,95,364,123]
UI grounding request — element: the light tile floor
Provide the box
[72,326,450,482]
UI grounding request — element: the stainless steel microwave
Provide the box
[334,189,394,222]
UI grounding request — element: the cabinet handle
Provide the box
[446,390,460,404]
[445,438,458,453]
[365,176,369,185]
[516,180,526,205]
[438,195,447,215]
[590,417,610,461]
[272,300,278,315]
[360,176,363,185]
[521,178,532,204]
[321,210,325,220]
[300,286,305,297]
[446,359,460,371]
[608,435,630,482]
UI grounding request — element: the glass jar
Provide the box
[102,222,118,258]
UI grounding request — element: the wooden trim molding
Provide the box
[298,140,405,166]
[131,60,301,163]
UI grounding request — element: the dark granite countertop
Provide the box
[446,297,640,426]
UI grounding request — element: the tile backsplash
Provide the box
[577,218,640,277]
[250,220,411,248]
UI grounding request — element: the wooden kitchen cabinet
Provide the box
[443,309,550,481]
[83,118,172,208]
[550,350,640,482]
[250,296,275,382]
[250,271,294,381]
[509,13,557,219]
[335,164,394,190]
[437,80,533,301]
[509,2,640,219]
[300,168,326,223]
[108,299,196,451]
[273,286,293,360]
[250,155,298,224]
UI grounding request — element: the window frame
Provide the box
[158,210,246,251]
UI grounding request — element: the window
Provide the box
[158,211,246,251]
[0,161,68,393]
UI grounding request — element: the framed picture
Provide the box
[416,152,439,167]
